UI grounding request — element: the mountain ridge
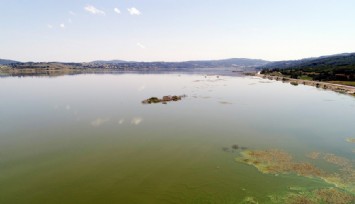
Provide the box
[0,59,20,65]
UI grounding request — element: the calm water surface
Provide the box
[0,73,354,203]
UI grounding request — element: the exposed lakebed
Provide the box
[0,73,354,203]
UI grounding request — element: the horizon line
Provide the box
[2,51,354,64]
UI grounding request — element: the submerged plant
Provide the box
[232,144,239,150]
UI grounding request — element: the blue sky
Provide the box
[1,0,355,62]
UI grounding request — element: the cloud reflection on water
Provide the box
[131,117,143,125]
[91,117,110,127]
[118,119,125,125]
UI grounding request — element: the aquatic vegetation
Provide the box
[284,194,315,204]
[237,149,324,177]
[306,152,355,192]
[270,188,354,204]
[346,138,355,143]
[306,151,321,160]
[237,149,355,193]
[222,144,248,154]
[232,144,239,150]
[323,153,351,167]
[315,188,355,204]
[222,147,230,152]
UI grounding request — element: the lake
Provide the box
[0,73,354,203]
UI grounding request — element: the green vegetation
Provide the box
[299,75,312,80]
[261,53,355,83]
[328,81,355,87]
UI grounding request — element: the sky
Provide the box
[0,0,355,62]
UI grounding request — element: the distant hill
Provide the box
[259,53,355,70]
[90,58,269,68]
[186,58,269,67]
[260,53,355,81]
[90,60,127,64]
[0,59,20,65]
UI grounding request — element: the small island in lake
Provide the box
[142,95,186,104]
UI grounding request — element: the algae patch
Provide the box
[269,188,354,204]
[236,149,324,177]
[236,149,355,194]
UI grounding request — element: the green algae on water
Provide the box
[236,149,355,194]
[236,149,324,177]
[269,188,354,204]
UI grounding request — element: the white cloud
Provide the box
[91,117,110,127]
[69,11,76,16]
[137,42,146,49]
[84,5,106,15]
[68,18,72,23]
[114,8,121,14]
[60,23,65,29]
[127,7,141,15]
[131,117,143,125]
[47,24,53,29]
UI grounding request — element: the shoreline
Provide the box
[256,73,355,96]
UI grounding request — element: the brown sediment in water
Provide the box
[237,149,355,193]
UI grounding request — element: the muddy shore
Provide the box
[256,73,355,96]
